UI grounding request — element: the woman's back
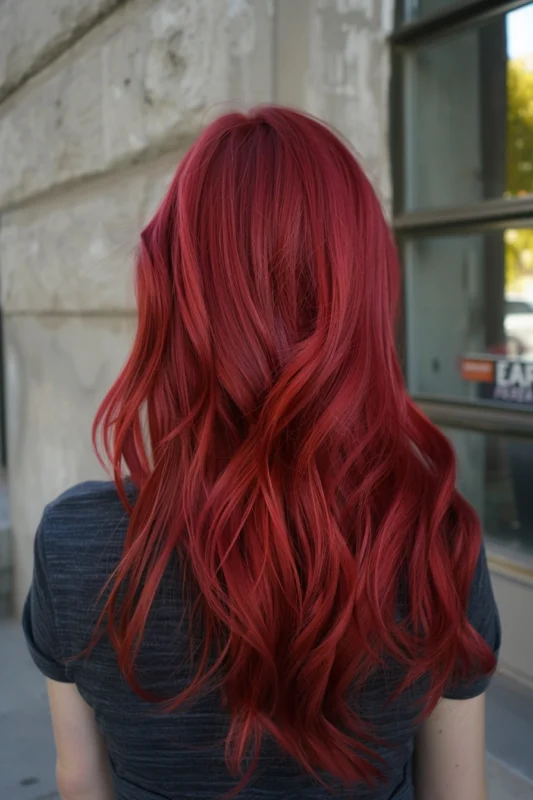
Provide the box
[24,481,499,799]
[23,107,500,799]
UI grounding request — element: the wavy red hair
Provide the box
[93,106,495,789]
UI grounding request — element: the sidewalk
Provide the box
[1,619,532,800]
[486,671,533,798]
[0,621,57,800]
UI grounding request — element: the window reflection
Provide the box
[505,229,533,357]
[404,3,533,210]
[444,428,533,557]
[405,229,533,405]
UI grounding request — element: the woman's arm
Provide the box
[47,679,114,800]
[415,694,487,800]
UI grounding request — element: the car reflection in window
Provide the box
[504,296,533,357]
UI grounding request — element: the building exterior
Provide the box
[0,0,531,687]
[391,0,533,689]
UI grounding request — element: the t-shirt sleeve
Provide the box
[443,541,501,700]
[22,512,74,683]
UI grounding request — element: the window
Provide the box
[406,228,533,400]
[401,0,468,23]
[392,0,533,558]
[446,429,533,556]
[403,22,533,210]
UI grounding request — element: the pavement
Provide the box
[1,621,57,800]
[1,619,532,800]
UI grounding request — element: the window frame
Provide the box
[391,0,533,439]
[391,0,530,47]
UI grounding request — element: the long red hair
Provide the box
[94,106,495,788]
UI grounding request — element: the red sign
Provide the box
[460,358,495,383]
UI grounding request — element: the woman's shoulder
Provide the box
[46,478,134,510]
[24,480,136,680]
[45,479,135,522]
[39,479,135,566]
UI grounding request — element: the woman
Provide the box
[23,107,500,800]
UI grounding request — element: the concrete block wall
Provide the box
[275,0,393,206]
[0,0,393,615]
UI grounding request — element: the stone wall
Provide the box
[276,0,393,206]
[0,0,393,614]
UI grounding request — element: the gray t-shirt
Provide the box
[23,481,500,800]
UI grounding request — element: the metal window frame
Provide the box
[416,397,533,437]
[391,0,531,48]
[391,0,533,438]
[394,197,533,236]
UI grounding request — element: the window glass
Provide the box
[405,228,533,404]
[444,428,533,558]
[402,0,460,23]
[403,3,533,210]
